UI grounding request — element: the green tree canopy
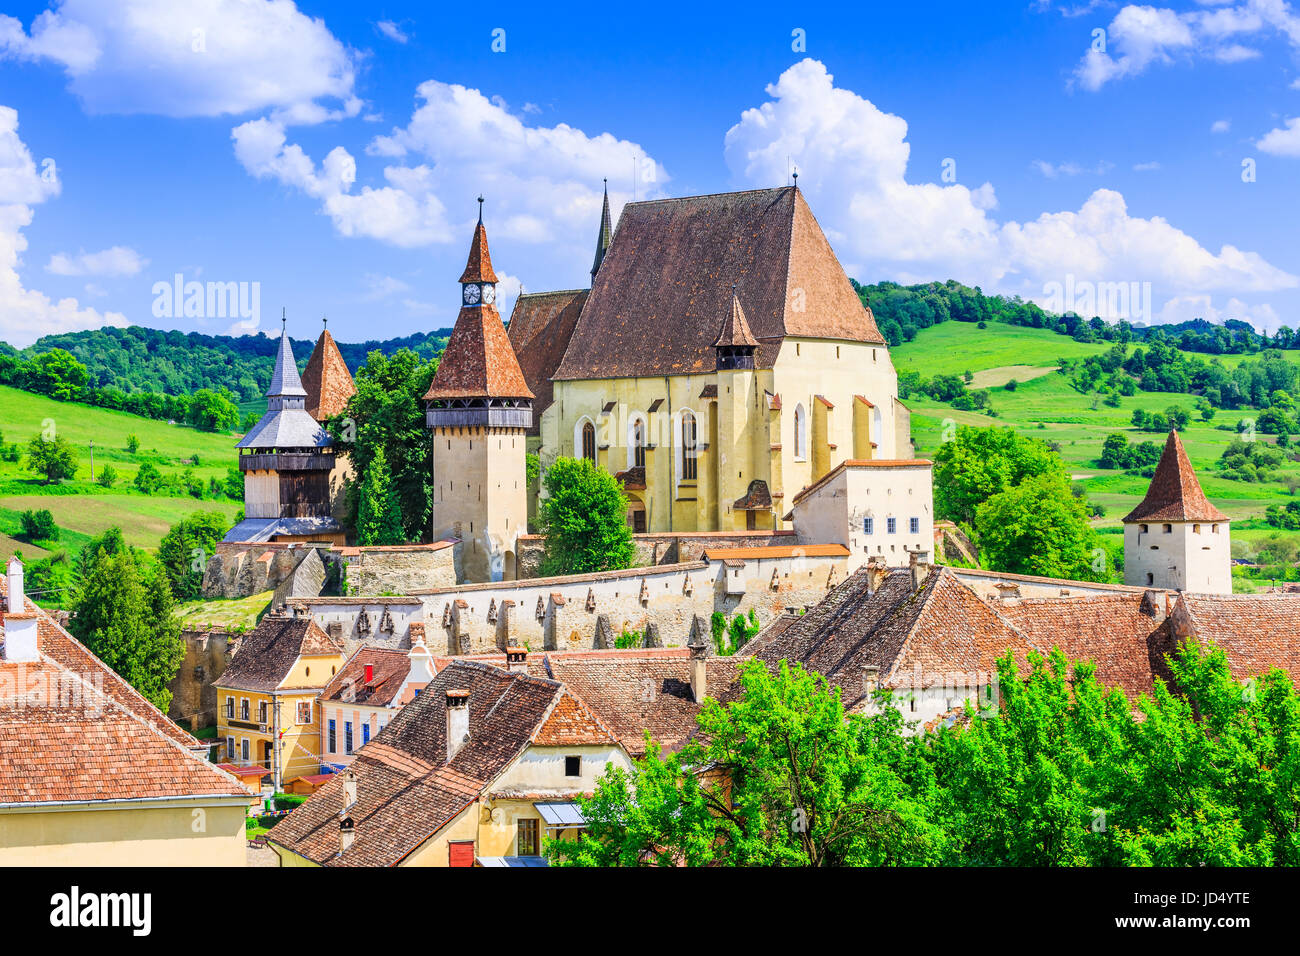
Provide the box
[329,348,437,542]
[68,533,185,712]
[974,473,1104,581]
[932,425,1065,525]
[26,433,79,484]
[537,456,635,576]
[157,511,231,601]
[355,445,405,546]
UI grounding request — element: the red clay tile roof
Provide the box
[1124,430,1228,523]
[531,690,620,747]
[703,544,849,560]
[790,458,933,506]
[267,660,571,866]
[423,302,534,401]
[301,327,357,421]
[506,289,587,428]
[744,566,1040,707]
[997,593,1177,701]
[321,646,412,707]
[715,288,759,348]
[543,651,742,756]
[458,221,499,284]
[216,613,343,693]
[554,187,884,380]
[0,581,251,806]
[1176,593,1300,678]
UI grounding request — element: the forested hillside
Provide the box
[2,325,451,402]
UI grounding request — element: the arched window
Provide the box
[872,405,882,442]
[681,411,698,481]
[793,403,807,460]
[630,416,646,469]
[582,421,596,463]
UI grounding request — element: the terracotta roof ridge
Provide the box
[624,186,791,207]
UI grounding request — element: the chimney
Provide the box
[909,550,930,590]
[339,816,355,855]
[865,558,888,596]
[407,638,435,684]
[688,636,708,703]
[342,770,357,812]
[445,689,470,763]
[505,646,527,674]
[2,557,38,663]
[861,665,880,697]
[363,663,375,685]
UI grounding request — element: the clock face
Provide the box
[462,283,481,305]
[482,283,496,304]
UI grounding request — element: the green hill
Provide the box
[896,323,1300,567]
[0,384,240,561]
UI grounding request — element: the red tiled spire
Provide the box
[1123,430,1228,523]
[714,285,759,348]
[302,324,357,421]
[458,202,499,284]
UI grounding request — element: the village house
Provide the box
[267,656,629,866]
[214,606,346,790]
[317,639,436,770]
[0,558,253,865]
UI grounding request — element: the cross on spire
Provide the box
[281,307,286,332]
[477,195,484,223]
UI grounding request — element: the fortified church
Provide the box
[220,184,1231,599]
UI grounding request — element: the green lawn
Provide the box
[176,590,273,632]
[0,385,242,555]
[899,325,1300,541]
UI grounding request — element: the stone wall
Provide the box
[515,530,799,579]
[203,542,333,599]
[167,628,240,730]
[338,543,458,595]
[299,550,846,657]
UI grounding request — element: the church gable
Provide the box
[553,186,882,382]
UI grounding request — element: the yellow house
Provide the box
[510,185,911,534]
[267,652,630,866]
[215,606,346,791]
[1,558,253,866]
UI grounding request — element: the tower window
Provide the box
[582,421,596,463]
[887,517,897,534]
[1162,524,1172,534]
[1146,572,1154,586]
[565,755,581,777]
[909,517,919,534]
[793,403,807,460]
[632,418,646,469]
[864,517,874,535]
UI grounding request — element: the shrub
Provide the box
[96,464,118,488]
[20,508,57,541]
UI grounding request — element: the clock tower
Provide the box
[424,200,534,583]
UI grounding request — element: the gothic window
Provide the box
[793,403,807,460]
[681,412,698,481]
[582,421,596,463]
[632,417,646,469]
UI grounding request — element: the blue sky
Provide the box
[2,0,1300,348]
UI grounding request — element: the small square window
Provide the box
[565,755,581,777]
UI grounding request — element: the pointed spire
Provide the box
[303,324,357,421]
[267,316,307,400]
[459,199,499,284]
[591,179,613,281]
[1123,429,1228,523]
[715,284,759,349]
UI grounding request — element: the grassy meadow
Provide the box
[0,384,241,559]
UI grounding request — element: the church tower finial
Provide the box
[591,179,613,283]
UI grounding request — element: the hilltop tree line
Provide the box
[12,325,449,402]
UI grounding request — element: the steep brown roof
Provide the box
[544,650,743,756]
[301,327,357,421]
[506,289,588,427]
[321,647,411,707]
[216,613,344,693]
[997,594,1177,701]
[554,186,884,380]
[1124,430,1228,523]
[423,302,534,400]
[1177,593,1300,678]
[531,689,619,747]
[267,660,569,866]
[458,221,499,284]
[715,288,759,348]
[744,566,1041,708]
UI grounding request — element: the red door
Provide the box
[449,841,475,867]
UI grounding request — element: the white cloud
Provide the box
[0,105,125,347]
[1154,294,1283,332]
[0,1,358,123]
[726,60,1297,324]
[1212,118,1232,133]
[46,245,147,277]
[1133,160,1161,170]
[1073,2,1300,90]
[232,78,667,272]
[1256,116,1300,155]
[1031,159,1114,178]
[376,20,409,44]
[360,273,411,300]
